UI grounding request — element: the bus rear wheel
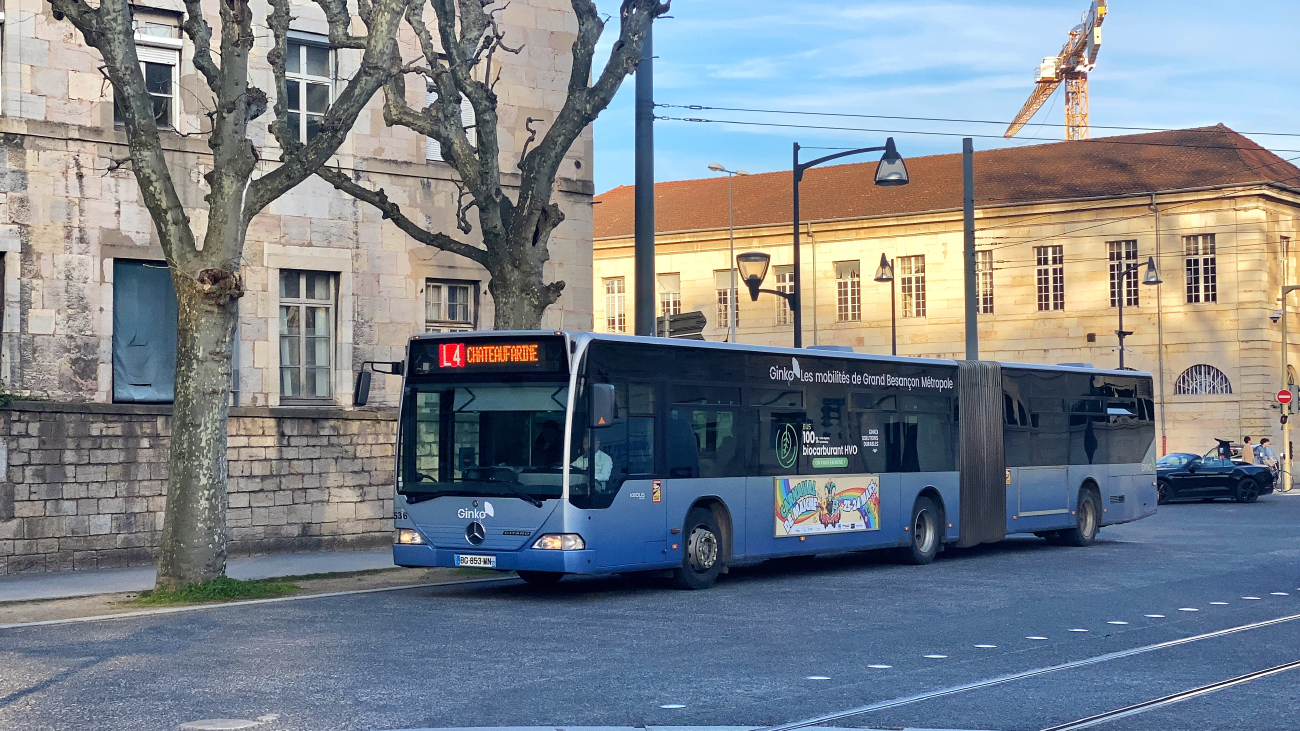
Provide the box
[1059,488,1101,547]
[672,506,724,590]
[517,570,564,585]
[901,496,941,565]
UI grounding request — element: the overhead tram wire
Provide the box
[655,113,1300,154]
[656,103,1300,140]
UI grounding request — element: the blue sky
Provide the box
[591,0,1300,194]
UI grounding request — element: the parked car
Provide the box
[1156,451,1274,504]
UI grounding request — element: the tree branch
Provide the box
[317,165,489,266]
[179,0,221,90]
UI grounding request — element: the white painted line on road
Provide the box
[659,704,686,709]
[805,676,831,681]
[1144,614,1165,618]
[1026,637,1048,641]
[924,655,948,659]
[1243,596,1262,600]
[867,664,892,669]
[750,611,1300,731]
[1210,602,1229,605]
[1107,621,1129,625]
[1271,592,1290,596]
[974,644,997,648]
[1069,629,1089,632]
[1178,608,1199,612]
[0,577,517,631]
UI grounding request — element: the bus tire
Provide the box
[672,506,724,590]
[901,496,941,565]
[517,570,564,585]
[1059,488,1101,547]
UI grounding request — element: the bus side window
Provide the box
[667,409,699,478]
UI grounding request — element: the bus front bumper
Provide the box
[393,544,596,573]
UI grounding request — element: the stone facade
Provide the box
[0,401,396,575]
[593,132,1300,458]
[0,0,598,571]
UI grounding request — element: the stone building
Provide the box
[592,126,1300,457]
[0,0,595,573]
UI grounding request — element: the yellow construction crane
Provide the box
[1005,0,1108,140]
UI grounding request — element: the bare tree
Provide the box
[49,0,411,588]
[319,0,669,329]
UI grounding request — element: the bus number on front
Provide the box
[440,343,466,368]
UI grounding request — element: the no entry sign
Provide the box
[1279,390,1294,405]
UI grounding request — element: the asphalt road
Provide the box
[3,493,1300,731]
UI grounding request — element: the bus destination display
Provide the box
[411,337,567,375]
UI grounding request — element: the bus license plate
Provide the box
[456,554,496,568]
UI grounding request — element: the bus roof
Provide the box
[408,330,1152,379]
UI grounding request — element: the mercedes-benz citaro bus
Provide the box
[361,331,1157,590]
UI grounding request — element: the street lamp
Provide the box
[709,163,749,343]
[792,138,909,348]
[736,252,796,315]
[1113,256,1162,370]
[873,254,897,356]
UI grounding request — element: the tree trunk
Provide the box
[156,269,239,589]
[487,234,562,330]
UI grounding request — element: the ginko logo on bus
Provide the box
[458,501,495,520]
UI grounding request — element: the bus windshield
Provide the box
[399,381,570,503]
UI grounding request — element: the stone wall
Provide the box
[0,401,397,575]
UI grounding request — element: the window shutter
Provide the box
[425,88,442,161]
[461,97,476,146]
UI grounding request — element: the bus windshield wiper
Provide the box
[470,477,545,508]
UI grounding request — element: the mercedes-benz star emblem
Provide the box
[465,521,486,546]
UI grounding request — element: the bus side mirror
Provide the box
[590,383,616,428]
[353,371,372,407]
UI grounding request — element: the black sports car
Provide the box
[1156,451,1275,504]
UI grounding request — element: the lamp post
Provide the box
[792,138,909,348]
[708,163,749,343]
[1114,256,1162,370]
[736,252,796,331]
[873,254,897,356]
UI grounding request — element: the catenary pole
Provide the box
[791,143,803,348]
[633,26,656,336]
[963,138,978,360]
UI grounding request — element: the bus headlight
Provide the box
[532,533,586,551]
[396,528,427,545]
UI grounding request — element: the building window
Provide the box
[1035,245,1065,311]
[604,277,626,333]
[279,270,335,400]
[285,40,334,143]
[1184,234,1217,303]
[658,273,681,317]
[112,260,178,403]
[775,265,794,325]
[425,86,477,162]
[715,269,738,331]
[899,255,926,318]
[1175,364,1232,395]
[976,249,994,314]
[113,12,181,130]
[1108,240,1139,308]
[425,280,476,332]
[835,260,861,322]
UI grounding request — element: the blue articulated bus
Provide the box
[372,331,1157,589]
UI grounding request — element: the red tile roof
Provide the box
[593,125,1300,240]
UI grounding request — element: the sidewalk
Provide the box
[0,548,394,603]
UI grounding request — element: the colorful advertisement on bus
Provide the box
[774,474,881,537]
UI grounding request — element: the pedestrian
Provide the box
[1257,438,1277,470]
[1242,436,1255,463]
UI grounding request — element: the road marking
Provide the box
[1038,658,1300,730]
[1210,602,1229,605]
[867,664,892,669]
[749,611,1300,731]
[1144,614,1165,618]
[805,676,831,681]
[1069,629,1089,632]
[924,655,948,659]
[1243,596,1262,600]
[659,704,686,709]
[1271,592,1290,596]
[1107,621,1128,625]
[1178,608,1199,612]
[1026,637,1049,641]
[974,644,997,648]
[0,577,516,631]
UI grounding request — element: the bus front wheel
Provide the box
[672,506,724,590]
[517,570,564,585]
[901,496,941,565]
[1058,489,1101,547]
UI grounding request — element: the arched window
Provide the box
[1175,365,1232,395]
